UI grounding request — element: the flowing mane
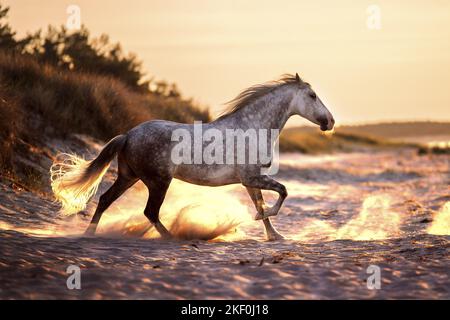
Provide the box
[217,73,309,119]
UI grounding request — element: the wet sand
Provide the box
[0,150,449,299]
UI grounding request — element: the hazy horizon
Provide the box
[5,0,450,126]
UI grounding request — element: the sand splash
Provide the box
[0,185,406,242]
[428,202,450,235]
[97,180,253,241]
[337,195,402,240]
[293,194,403,242]
[0,179,252,240]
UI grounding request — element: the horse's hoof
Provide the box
[154,222,173,240]
[84,227,96,236]
[267,233,285,241]
[158,231,173,240]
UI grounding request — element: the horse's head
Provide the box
[290,73,335,131]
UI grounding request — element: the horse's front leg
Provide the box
[242,175,287,220]
[245,187,285,240]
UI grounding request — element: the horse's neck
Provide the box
[218,87,294,132]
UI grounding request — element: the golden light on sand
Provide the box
[292,194,403,242]
[97,180,253,241]
[428,202,450,236]
[0,178,253,241]
[293,219,337,242]
[337,195,402,241]
[0,220,75,237]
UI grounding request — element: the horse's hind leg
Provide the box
[246,187,285,241]
[84,175,137,235]
[85,157,138,235]
[141,176,173,239]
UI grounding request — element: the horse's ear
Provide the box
[295,73,300,82]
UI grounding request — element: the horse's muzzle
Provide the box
[318,116,334,131]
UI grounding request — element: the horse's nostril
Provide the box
[316,116,328,131]
[317,116,328,126]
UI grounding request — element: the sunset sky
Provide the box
[5,0,450,126]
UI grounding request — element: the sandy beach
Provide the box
[0,149,449,299]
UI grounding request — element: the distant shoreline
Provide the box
[285,121,450,139]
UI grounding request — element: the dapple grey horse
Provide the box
[51,73,334,240]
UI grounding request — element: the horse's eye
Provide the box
[309,92,317,100]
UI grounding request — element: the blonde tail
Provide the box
[50,135,127,215]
